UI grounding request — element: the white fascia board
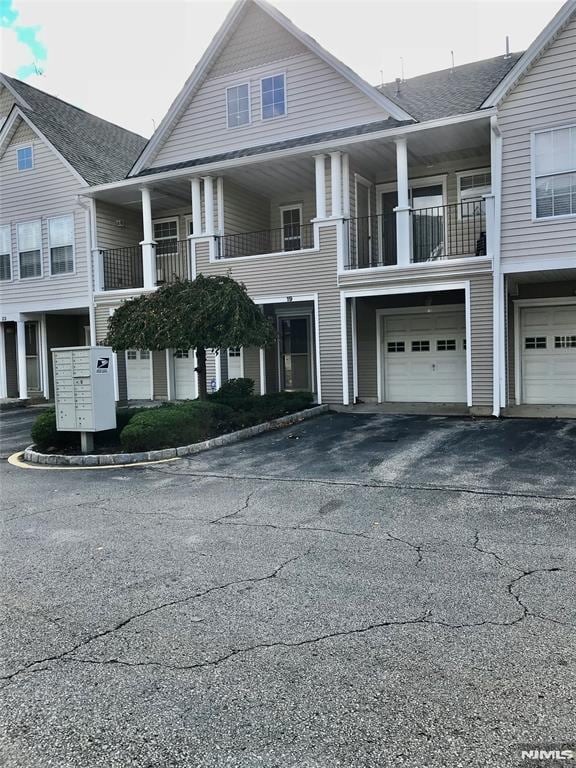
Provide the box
[130,0,415,176]
[0,74,32,110]
[251,0,414,123]
[129,0,250,176]
[481,0,576,107]
[88,109,494,197]
[0,106,88,186]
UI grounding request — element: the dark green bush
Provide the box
[213,377,255,400]
[119,401,235,452]
[31,406,147,451]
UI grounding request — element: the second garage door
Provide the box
[383,311,467,403]
[126,350,152,400]
[521,305,576,405]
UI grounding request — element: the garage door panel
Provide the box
[174,349,196,399]
[383,312,467,404]
[126,350,151,400]
[521,305,576,405]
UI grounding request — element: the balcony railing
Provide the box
[102,245,143,290]
[217,222,315,259]
[155,239,191,284]
[345,200,487,270]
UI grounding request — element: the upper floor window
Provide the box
[0,225,11,281]
[261,74,286,120]
[226,83,250,128]
[48,215,75,275]
[17,220,42,279]
[533,126,576,219]
[153,218,179,255]
[457,170,491,218]
[17,145,34,171]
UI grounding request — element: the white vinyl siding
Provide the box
[226,83,251,128]
[48,215,75,275]
[533,125,576,218]
[0,225,11,281]
[17,220,42,279]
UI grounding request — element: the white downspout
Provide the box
[490,115,504,417]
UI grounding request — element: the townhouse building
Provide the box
[0,75,146,400]
[2,0,574,416]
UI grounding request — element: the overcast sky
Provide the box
[0,0,565,138]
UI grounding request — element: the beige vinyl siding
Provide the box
[223,180,270,234]
[150,51,389,169]
[470,272,493,407]
[269,188,316,230]
[243,346,261,394]
[96,201,143,250]
[0,86,16,119]
[207,3,307,79]
[0,119,89,313]
[195,225,343,403]
[499,13,576,264]
[3,323,18,397]
[9,120,36,144]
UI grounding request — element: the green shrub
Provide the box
[213,377,254,400]
[31,406,147,451]
[252,391,314,420]
[119,401,235,452]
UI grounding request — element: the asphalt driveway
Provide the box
[1,412,575,767]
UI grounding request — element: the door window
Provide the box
[280,317,311,391]
[281,207,302,251]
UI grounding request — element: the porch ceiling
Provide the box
[509,269,576,287]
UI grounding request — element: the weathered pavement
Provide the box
[1,412,575,767]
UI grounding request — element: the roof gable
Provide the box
[481,0,576,107]
[130,0,414,176]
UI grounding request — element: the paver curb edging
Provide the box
[23,405,330,467]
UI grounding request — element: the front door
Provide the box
[379,191,398,266]
[411,184,445,262]
[279,316,312,391]
[25,321,41,392]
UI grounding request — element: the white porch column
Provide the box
[342,152,350,217]
[394,138,411,266]
[39,314,50,399]
[0,323,7,399]
[16,319,28,400]
[340,293,349,405]
[216,176,224,234]
[140,187,156,289]
[314,154,327,219]
[203,176,215,235]
[330,151,342,218]
[191,178,202,235]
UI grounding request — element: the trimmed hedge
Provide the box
[119,401,235,452]
[31,407,146,451]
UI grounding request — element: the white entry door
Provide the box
[126,350,151,400]
[521,305,576,404]
[174,349,196,399]
[383,311,467,403]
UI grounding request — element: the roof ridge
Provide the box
[378,51,525,89]
[2,73,147,141]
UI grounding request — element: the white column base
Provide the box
[141,241,156,289]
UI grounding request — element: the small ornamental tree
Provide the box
[104,276,276,399]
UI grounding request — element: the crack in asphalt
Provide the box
[0,550,309,687]
[383,531,425,567]
[210,489,258,524]
[146,466,576,502]
[470,530,523,572]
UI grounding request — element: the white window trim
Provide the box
[0,224,12,282]
[456,167,491,219]
[47,214,76,277]
[260,72,287,121]
[16,143,34,172]
[153,216,180,241]
[16,218,43,280]
[530,124,576,222]
[226,81,251,130]
[279,203,304,251]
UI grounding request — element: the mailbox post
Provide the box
[52,347,117,453]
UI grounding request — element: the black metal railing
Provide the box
[217,222,315,259]
[155,239,191,284]
[411,200,486,263]
[102,245,143,290]
[345,213,397,269]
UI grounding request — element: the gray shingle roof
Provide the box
[134,117,411,177]
[378,53,525,121]
[2,75,148,185]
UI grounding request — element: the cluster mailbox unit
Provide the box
[52,347,116,452]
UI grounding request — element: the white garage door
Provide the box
[383,312,467,403]
[521,305,576,405]
[126,350,151,400]
[227,347,243,379]
[174,349,196,399]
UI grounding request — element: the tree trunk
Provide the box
[196,346,207,400]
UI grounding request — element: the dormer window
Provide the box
[261,74,286,119]
[226,83,250,128]
[17,145,34,171]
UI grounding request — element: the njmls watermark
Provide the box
[517,746,576,764]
